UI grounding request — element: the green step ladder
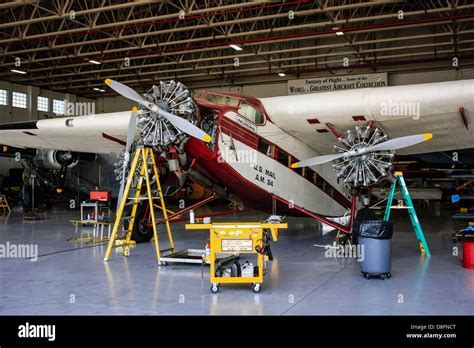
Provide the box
[383,171,431,256]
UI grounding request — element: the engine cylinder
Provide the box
[137,80,198,147]
[332,126,394,187]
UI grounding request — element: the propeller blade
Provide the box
[367,133,432,152]
[105,78,211,143]
[117,107,138,210]
[291,153,345,168]
[125,107,138,154]
[105,79,148,106]
[155,107,211,143]
[292,133,433,168]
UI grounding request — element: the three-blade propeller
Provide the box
[104,79,211,143]
[291,133,433,168]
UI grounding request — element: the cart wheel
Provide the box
[211,283,220,293]
[386,273,392,279]
[380,274,386,280]
[364,273,370,279]
[159,261,168,266]
[252,283,261,293]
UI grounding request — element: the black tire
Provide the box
[130,202,154,243]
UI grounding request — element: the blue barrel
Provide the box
[359,237,392,277]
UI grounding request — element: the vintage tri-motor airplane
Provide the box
[0,78,472,242]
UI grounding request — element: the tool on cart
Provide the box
[453,224,474,243]
[383,171,430,256]
[104,144,174,264]
[186,222,287,293]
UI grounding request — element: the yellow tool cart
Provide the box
[186,222,287,293]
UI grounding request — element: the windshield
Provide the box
[204,92,239,107]
[238,101,265,125]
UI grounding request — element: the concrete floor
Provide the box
[0,203,472,315]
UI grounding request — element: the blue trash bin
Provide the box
[357,220,393,280]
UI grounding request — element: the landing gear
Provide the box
[130,202,154,243]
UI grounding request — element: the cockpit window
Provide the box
[204,92,239,107]
[202,91,265,125]
[238,101,265,125]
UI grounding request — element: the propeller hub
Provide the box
[333,126,394,187]
[137,80,198,147]
[156,100,171,113]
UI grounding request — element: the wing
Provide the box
[0,111,131,154]
[261,79,474,155]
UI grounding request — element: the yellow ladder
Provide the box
[103,146,174,264]
[0,195,11,214]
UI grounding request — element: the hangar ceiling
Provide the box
[1,0,474,97]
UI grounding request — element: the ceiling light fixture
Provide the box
[229,44,243,51]
[10,69,26,74]
[89,60,101,65]
[333,27,344,35]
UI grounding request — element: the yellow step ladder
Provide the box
[0,195,11,214]
[103,146,174,265]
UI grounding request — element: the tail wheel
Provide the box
[130,202,154,243]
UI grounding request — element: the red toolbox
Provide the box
[90,191,110,202]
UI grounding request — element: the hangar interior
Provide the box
[0,0,473,315]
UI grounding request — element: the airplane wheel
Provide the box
[130,202,153,243]
[211,283,220,293]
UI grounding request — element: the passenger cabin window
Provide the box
[277,148,289,167]
[238,101,265,125]
[258,138,274,157]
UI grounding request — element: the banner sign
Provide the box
[288,73,388,95]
